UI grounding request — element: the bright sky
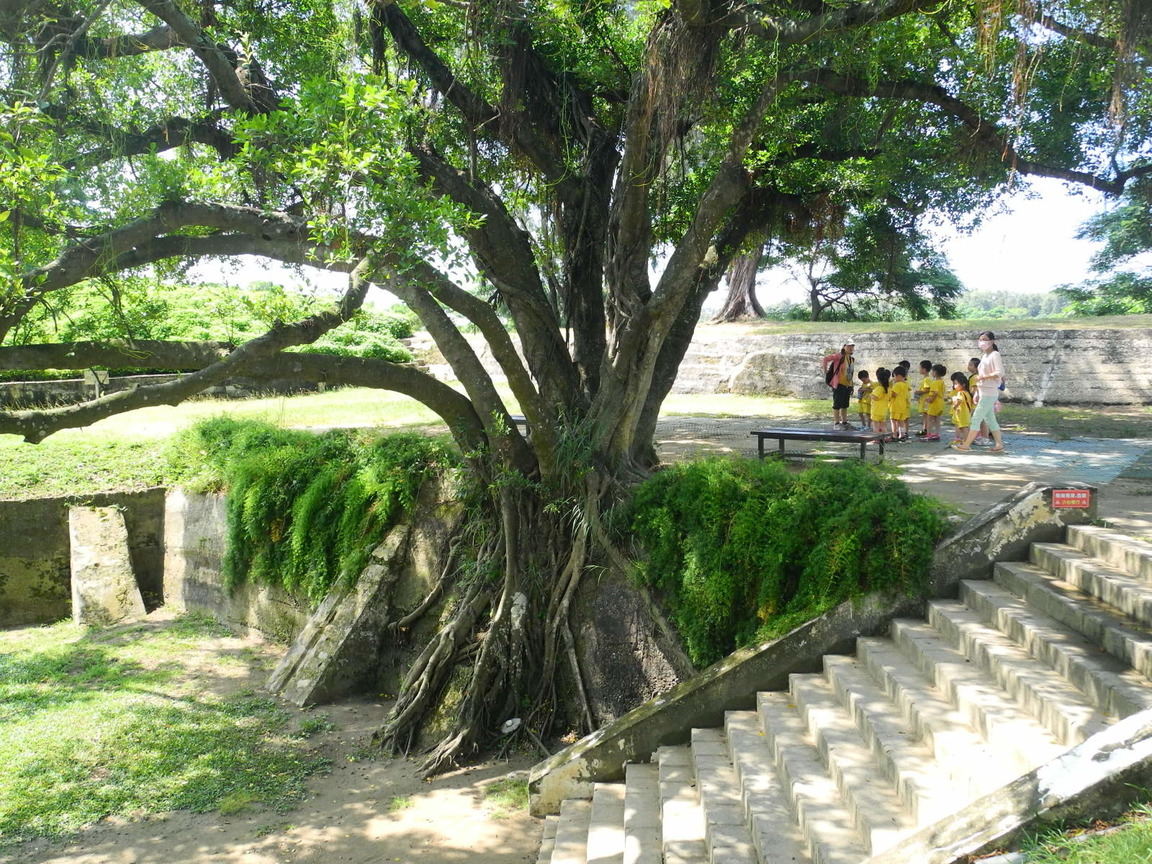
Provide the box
[935,177,1108,297]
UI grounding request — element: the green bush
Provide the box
[630,459,948,667]
[167,418,458,603]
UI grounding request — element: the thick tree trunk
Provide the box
[711,241,767,323]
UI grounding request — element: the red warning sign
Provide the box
[1052,489,1092,509]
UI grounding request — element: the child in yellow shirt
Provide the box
[949,372,974,443]
[914,360,933,437]
[922,363,947,441]
[856,370,872,430]
[869,367,891,436]
[889,367,911,442]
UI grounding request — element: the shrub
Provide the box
[630,458,948,667]
[166,418,458,603]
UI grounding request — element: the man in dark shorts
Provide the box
[821,340,856,429]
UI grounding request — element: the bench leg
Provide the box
[779,439,786,458]
[877,439,885,461]
[757,437,765,459]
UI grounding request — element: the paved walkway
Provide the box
[654,417,1152,537]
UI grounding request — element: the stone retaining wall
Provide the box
[162,491,311,641]
[0,489,165,628]
[0,489,310,637]
[674,325,1152,406]
[0,373,322,409]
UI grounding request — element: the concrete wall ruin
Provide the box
[0,489,310,636]
[0,489,166,629]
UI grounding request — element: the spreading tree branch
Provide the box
[77,23,185,57]
[133,0,256,111]
[0,340,233,372]
[1036,12,1114,49]
[409,145,584,409]
[1,257,375,442]
[794,68,1150,196]
[376,0,571,188]
[1,203,316,343]
[52,111,240,167]
[720,0,942,44]
[377,266,537,474]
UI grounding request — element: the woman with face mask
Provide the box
[951,331,1005,452]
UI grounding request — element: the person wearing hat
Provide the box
[821,340,857,429]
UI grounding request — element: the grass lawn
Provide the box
[0,613,330,849]
[1019,805,1152,863]
[2,388,1150,500]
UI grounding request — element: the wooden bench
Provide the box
[750,427,887,461]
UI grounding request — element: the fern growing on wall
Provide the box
[168,418,458,604]
[630,459,948,667]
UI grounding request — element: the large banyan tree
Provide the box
[1,0,1149,770]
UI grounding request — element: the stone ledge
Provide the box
[864,707,1152,864]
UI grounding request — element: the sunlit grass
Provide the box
[0,614,329,848]
[1020,803,1152,863]
[482,776,529,819]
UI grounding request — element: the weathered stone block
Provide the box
[69,505,146,626]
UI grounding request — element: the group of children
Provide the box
[855,358,985,444]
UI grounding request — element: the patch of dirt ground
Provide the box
[4,625,541,864]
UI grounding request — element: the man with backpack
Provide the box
[821,340,857,429]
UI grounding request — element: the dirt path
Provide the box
[4,633,540,864]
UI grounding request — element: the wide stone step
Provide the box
[928,590,1112,745]
[539,816,559,864]
[787,673,918,850]
[820,654,959,824]
[757,691,871,864]
[658,745,707,864]
[623,763,661,864]
[552,798,593,864]
[891,616,1065,773]
[690,728,757,864]
[1031,542,1152,628]
[723,710,812,864]
[535,525,1152,864]
[1067,524,1152,583]
[954,580,1152,720]
[854,636,1018,798]
[996,559,1152,677]
[588,783,626,864]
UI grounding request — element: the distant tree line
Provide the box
[749,288,1066,322]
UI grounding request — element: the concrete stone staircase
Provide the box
[536,524,1152,864]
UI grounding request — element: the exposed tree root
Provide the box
[374,471,611,776]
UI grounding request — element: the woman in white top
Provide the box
[952,331,1005,452]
